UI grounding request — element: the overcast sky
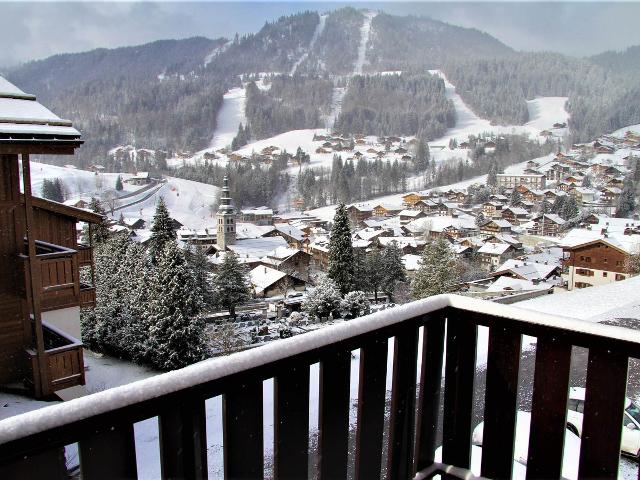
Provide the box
[2,2,640,68]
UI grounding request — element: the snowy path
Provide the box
[209,87,247,151]
[290,14,327,76]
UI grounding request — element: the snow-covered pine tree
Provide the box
[148,197,176,263]
[185,242,216,310]
[211,252,251,318]
[303,276,342,320]
[560,195,579,220]
[147,241,208,370]
[364,249,384,301]
[115,175,124,191]
[411,237,460,299]
[328,203,355,295]
[381,241,407,302]
[510,189,522,205]
[616,177,637,218]
[81,198,109,244]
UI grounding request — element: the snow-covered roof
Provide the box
[249,265,287,293]
[0,76,81,142]
[402,254,421,271]
[241,207,274,216]
[378,236,425,249]
[560,228,640,254]
[227,236,289,258]
[274,223,305,241]
[493,259,560,281]
[478,242,513,255]
[236,222,275,239]
[486,276,554,292]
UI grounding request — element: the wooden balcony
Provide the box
[25,322,85,396]
[76,243,93,267]
[0,295,638,479]
[79,284,96,308]
[21,240,85,311]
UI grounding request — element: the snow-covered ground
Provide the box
[525,96,569,132]
[354,11,376,76]
[26,161,135,200]
[209,87,247,151]
[116,176,220,229]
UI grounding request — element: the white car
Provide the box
[468,411,581,480]
[567,386,640,459]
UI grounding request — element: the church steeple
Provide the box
[216,175,236,249]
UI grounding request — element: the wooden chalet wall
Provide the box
[0,155,28,384]
[32,207,77,249]
[566,241,628,273]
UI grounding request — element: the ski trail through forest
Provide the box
[327,10,377,128]
[290,14,327,76]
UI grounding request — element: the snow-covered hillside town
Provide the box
[3,3,640,479]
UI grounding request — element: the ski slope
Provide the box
[117,177,220,229]
[290,14,327,76]
[27,162,136,200]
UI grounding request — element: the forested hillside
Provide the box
[334,73,455,139]
[590,45,640,74]
[365,13,514,72]
[442,53,640,141]
[204,11,319,77]
[244,74,333,139]
[297,7,364,75]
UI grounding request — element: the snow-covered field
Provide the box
[27,161,135,200]
[116,177,220,229]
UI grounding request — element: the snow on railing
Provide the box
[1,293,640,446]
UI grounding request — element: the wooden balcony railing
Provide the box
[79,284,96,308]
[76,243,93,267]
[0,295,638,479]
[21,240,83,311]
[25,322,85,396]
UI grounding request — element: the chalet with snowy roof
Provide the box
[568,187,597,205]
[241,207,274,225]
[528,214,566,237]
[0,75,104,397]
[347,204,374,225]
[477,242,518,272]
[500,207,529,226]
[307,236,330,270]
[491,259,562,284]
[402,192,424,207]
[263,223,307,249]
[372,203,403,217]
[399,209,427,225]
[600,187,622,204]
[377,237,426,255]
[560,229,640,290]
[482,201,504,219]
[258,247,311,282]
[125,171,152,186]
[479,219,513,237]
[249,265,306,298]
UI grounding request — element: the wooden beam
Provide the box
[21,153,49,397]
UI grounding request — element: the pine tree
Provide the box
[415,138,430,173]
[148,197,176,263]
[381,241,407,302]
[328,203,355,295]
[475,212,487,226]
[115,175,124,191]
[616,177,637,218]
[41,178,64,202]
[510,189,522,205]
[364,249,384,301]
[487,162,498,188]
[185,243,216,310]
[560,195,579,220]
[212,252,251,318]
[147,241,208,370]
[411,237,460,298]
[82,198,109,244]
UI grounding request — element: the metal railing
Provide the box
[1,294,638,479]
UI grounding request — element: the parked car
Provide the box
[470,411,580,480]
[567,387,640,459]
